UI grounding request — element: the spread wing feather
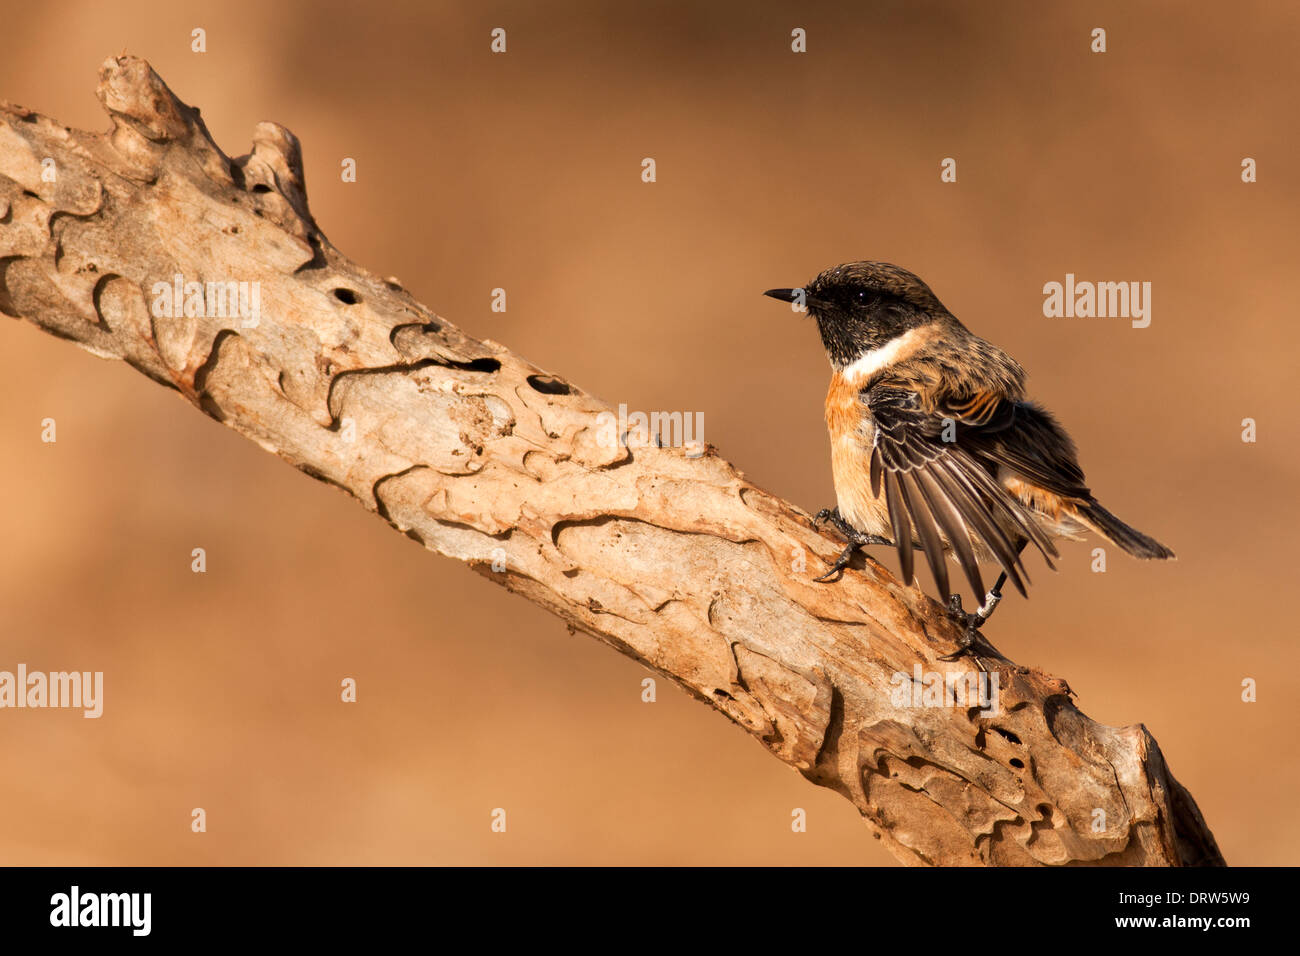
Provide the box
[866,385,1067,601]
[898,470,949,600]
[914,466,983,599]
[880,468,914,590]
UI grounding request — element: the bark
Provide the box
[0,56,1224,866]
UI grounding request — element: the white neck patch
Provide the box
[840,326,929,384]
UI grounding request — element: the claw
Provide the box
[814,541,858,582]
[811,507,891,582]
[942,587,1006,669]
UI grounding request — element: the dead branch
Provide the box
[0,57,1223,866]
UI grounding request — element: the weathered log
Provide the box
[0,56,1223,866]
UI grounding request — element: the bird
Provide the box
[764,261,1174,656]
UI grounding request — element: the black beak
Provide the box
[763,288,800,303]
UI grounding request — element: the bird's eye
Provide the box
[856,291,869,303]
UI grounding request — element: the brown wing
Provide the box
[866,385,1063,601]
[962,399,1091,501]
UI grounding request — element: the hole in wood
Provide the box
[454,357,500,373]
[527,374,572,395]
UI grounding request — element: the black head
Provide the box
[765,261,955,369]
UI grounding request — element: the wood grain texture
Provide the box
[0,56,1224,866]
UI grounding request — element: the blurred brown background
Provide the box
[0,0,1296,865]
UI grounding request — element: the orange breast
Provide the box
[824,371,861,440]
[825,373,890,537]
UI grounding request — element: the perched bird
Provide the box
[765,261,1174,653]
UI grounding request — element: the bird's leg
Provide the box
[941,537,1032,665]
[941,573,1007,660]
[812,507,890,582]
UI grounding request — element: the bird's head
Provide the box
[765,261,956,370]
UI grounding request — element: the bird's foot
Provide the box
[814,507,856,540]
[812,508,890,582]
[813,542,858,582]
[940,590,1005,670]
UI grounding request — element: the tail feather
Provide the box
[1074,500,1175,560]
